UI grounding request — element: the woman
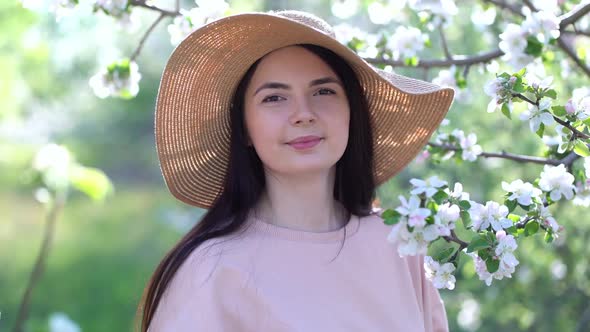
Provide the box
[139,9,455,332]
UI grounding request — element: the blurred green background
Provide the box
[1,0,589,331]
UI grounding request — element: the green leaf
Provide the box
[544,89,557,99]
[460,210,472,229]
[433,247,455,262]
[467,234,490,253]
[505,198,517,213]
[551,106,567,117]
[478,249,491,261]
[574,140,590,157]
[501,103,512,119]
[458,200,471,210]
[507,213,521,223]
[515,67,527,77]
[499,72,511,79]
[583,118,590,127]
[536,122,545,138]
[431,190,449,204]
[486,258,500,273]
[404,56,419,66]
[544,231,554,243]
[524,221,540,237]
[382,209,402,225]
[505,226,518,236]
[69,166,114,201]
[524,36,544,57]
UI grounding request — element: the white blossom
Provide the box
[519,99,555,133]
[424,256,456,290]
[501,179,542,206]
[572,180,590,207]
[195,0,228,20]
[33,143,73,191]
[387,26,428,59]
[331,0,359,19]
[521,10,561,44]
[495,230,519,270]
[92,0,127,16]
[49,312,81,332]
[444,182,470,201]
[483,76,511,113]
[410,175,447,198]
[565,88,590,121]
[470,5,496,28]
[332,22,366,45]
[395,195,431,228]
[89,60,141,99]
[432,66,466,102]
[538,205,560,233]
[387,222,439,256]
[408,0,458,21]
[434,202,460,236]
[499,23,527,56]
[538,164,576,201]
[469,201,512,232]
[168,8,204,45]
[452,129,483,161]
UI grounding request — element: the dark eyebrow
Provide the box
[253,76,343,96]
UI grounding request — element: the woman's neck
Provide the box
[252,169,348,232]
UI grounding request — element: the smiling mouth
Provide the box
[287,137,323,150]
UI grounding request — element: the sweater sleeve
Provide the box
[147,242,247,332]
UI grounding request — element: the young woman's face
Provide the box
[244,45,350,178]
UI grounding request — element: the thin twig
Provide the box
[365,49,503,69]
[481,0,524,17]
[12,192,66,332]
[438,23,452,60]
[130,0,180,16]
[130,13,166,62]
[556,37,590,77]
[427,142,582,168]
[514,93,590,140]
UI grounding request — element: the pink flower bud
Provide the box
[496,230,507,240]
[565,99,576,114]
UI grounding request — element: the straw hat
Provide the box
[155,10,455,209]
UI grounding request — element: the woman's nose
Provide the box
[290,98,317,125]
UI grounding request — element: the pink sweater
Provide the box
[148,213,449,331]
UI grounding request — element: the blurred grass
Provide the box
[0,185,203,332]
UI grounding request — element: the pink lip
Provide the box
[287,135,323,150]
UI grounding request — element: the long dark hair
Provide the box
[136,44,376,331]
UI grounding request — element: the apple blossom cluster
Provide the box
[407,0,458,28]
[88,59,141,99]
[91,0,139,31]
[498,9,561,69]
[167,0,229,46]
[387,26,429,61]
[431,127,483,162]
[484,69,590,158]
[383,159,585,289]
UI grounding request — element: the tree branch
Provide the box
[130,13,167,62]
[514,93,590,140]
[365,49,503,69]
[560,1,590,28]
[481,0,524,18]
[438,23,452,60]
[130,0,180,17]
[427,142,582,168]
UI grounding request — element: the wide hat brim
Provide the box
[155,11,455,209]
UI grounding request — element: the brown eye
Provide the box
[262,95,285,103]
[315,88,336,96]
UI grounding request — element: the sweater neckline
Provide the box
[248,213,360,243]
